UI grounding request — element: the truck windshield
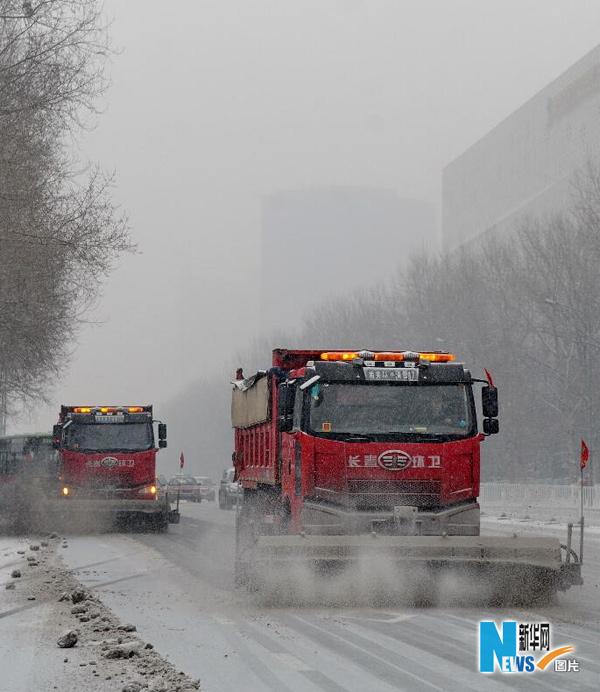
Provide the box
[63,423,153,452]
[308,383,473,438]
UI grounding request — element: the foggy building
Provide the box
[443,44,600,250]
[260,187,436,333]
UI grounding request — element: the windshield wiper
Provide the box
[343,435,374,443]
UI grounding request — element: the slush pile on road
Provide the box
[1,535,201,692]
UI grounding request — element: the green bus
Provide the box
[0,432,59,487]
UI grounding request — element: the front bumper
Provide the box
[44,497,170,517]
[253,533,562,567]
[301,500,480,536]
[246,534,582,591]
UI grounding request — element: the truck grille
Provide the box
[346,480,441,509]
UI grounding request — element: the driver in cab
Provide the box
[429,393,464,428]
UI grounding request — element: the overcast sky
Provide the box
[13,0,600,433]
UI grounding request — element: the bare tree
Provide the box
[0,1,132,426]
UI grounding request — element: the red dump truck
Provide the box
[51,405,178,531]
[232,349,583,600]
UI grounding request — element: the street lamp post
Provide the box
[0,370,6,437]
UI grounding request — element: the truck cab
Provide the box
[233,350,582,599]
[274,350,496,536]
[51,405,175,530]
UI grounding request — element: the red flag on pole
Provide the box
[581,440,589,469]
[180,452,185,469]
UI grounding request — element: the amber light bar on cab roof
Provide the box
[68,406,150,414]
[320,351,455,363]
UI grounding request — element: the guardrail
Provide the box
[480,483,598,508]
[480,482,600,524]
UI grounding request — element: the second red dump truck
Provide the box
[51,405,179,531]
[232,349,583,600]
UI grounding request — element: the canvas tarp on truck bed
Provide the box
[231,373,270,428]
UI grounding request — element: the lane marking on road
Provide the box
[287,613,459,692]
[0,602,40,620]
[219,623,297,692]
[88,572,149,590]
[272,653,312,672]
[65,555,124,573]
[342,612,417,624]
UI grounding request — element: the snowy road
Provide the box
[61,504,600,692]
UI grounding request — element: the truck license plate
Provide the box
[364,368,418,381]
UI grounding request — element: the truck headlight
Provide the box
[138,485,157,496]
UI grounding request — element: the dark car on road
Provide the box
[219,467,242,509]
[194,476,216,502]
[168,475,203,502]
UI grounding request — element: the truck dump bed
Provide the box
[232,372,278,486]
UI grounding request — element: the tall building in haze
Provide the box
[260,186,436,333]
[444,44,600,250]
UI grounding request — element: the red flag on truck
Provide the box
[581,440,589,469]
[180,452,185,469]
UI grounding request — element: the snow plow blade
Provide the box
[245,534,582,592]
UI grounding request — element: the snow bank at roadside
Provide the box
[480,500,600,526]
[0,535,202,692]
[481,512,600,538]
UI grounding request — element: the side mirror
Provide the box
[277,383,295,433]
[52,424,62,450]
[158,423,167,440]
[482,386,498,418]
[158,439,167,449]
[483,418,499,435]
